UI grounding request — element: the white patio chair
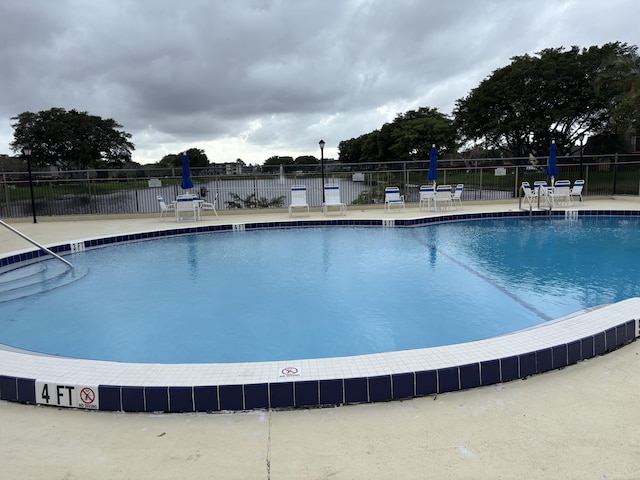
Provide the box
[434,185,453,210]
[548,180,572,206]
[570,180,585,202]
[384,186,405,211]
[419,185,435,211]
[175,198,199,222]
[200,193,219,219]
[289,185,309,217]
[322,184,346,216]
[521,182,538,207]
[451,184,464,209]
[157,195,175,221]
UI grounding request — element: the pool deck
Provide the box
[1,197,640,478]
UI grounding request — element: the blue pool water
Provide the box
[1,216,639,363]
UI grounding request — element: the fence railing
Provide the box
[2,155,640,218]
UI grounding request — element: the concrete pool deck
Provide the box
[1,197,640,478]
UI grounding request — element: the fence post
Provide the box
[403,162,407,193]
[612,153,618,195]
[2,174,10,217]
[86,171,93,214]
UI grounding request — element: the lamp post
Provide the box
[578,133,585,179]
[23,147,37,224]
[319,139,325,204]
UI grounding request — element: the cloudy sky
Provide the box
[0,0,637,165]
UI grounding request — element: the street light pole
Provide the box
[319,139,325,204]
[578,133,585,179]
[23,147,37,224]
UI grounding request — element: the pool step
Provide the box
[0,262,88,303]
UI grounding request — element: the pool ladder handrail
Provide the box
[519,184,552,215]
[0,219,74,270]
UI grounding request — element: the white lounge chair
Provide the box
[419,185,435,211]
[323,184,346,216]
[289,185,309,217]
[451,184,464,209]
[521,182,538,207]
[157,195,175,221]
[548,180,572,206]
[434,185,453,210]
[384,186,405,211]
[570,180,585,202]
[200,193,219,219]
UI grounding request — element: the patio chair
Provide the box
[157,195,175,221]
[175,197,199,222]
[289,185,309,217]
[419,185,435,211]
[548,180,572,206]
[384,186,405,211]
[570,180,585,202]
[521,182,538,207]
[200,193,219,219]
[451,184,464,209]
[434,185,453,210]
[323,184,346,216]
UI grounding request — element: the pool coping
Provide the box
[1,209,639,412]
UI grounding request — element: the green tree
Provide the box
[387,108,458,160]
[337,137,363,163]
[596,47,640,134]
[158,148,209,168]
[10,107,134,170]
[262,155,294,173]
[294,155,318,165]
[338,107,456,163]
[454,42,635,157]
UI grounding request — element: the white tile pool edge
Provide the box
[1,298,639,387]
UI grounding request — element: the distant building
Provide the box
[209,159,253,175]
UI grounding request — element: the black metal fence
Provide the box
[2,154,639,218]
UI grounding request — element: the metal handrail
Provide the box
[0,219,74,270]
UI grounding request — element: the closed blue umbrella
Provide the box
[428,144,438,187]
[181,153,194,190]
[546,141,558,185]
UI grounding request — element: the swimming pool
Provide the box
[0,209,638,412]
[2,216,640,363]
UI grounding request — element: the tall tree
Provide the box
[10,108,134,170]
[453,42,635,157]
[158,148,209,168]
[262,155,295,173]
[595,47,640,134]
[338,107,456,163]
[387,108,458,160]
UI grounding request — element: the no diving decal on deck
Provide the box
[35,381,99,410]
[279,366,301,378]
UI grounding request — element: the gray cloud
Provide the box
[0,0,636,163]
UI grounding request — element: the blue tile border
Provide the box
[0,211,639,413]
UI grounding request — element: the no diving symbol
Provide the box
[280,367,299,376]
[80,387,96,405]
